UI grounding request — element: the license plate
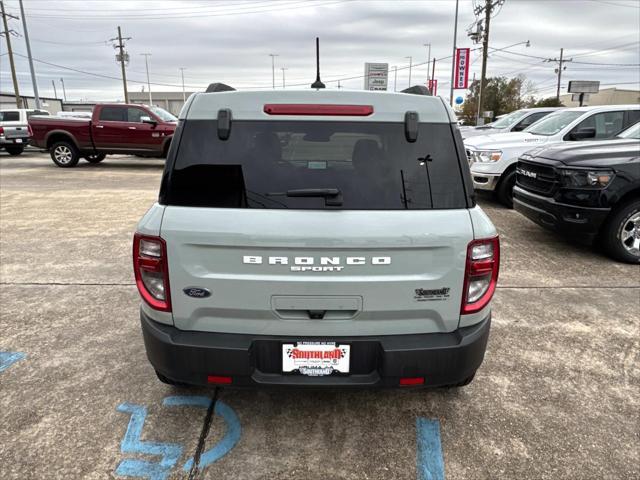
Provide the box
[282,342,350,376]
[15,139,23,143]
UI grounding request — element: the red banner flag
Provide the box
[454,48,470,89]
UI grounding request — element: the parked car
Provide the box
[29,103,177,167]
[460,107,563,139]
[0,109,49,156]
[134,86,499,388]
[465,105,640,207]
[514,122,640,263]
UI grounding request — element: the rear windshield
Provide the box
[163,121,467,210]
[0,111,20,121]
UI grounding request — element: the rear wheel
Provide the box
[601,199,640,264]
[83,153,106,164]
[495,170,516,208]
[50,141,80,168]
[5,145,24,156]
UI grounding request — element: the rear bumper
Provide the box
[0,136,29,146]
[140,310,491,388]
[513,186,610,242]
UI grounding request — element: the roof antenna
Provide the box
[310,37,326,89]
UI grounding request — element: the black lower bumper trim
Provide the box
[141,311,491,388]
[513,186,610,242]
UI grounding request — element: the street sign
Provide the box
[428,79,438,95]
[454,48,470,89]
[568,80,600,94]
[364,63,389,91]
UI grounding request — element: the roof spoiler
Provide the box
[401,85,432,96]
[205,83,236,93]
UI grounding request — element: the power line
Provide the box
[5,0,351,20]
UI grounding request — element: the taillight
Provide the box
[461,236,500,314]
[133,233,171,312]
[0,127,4,135]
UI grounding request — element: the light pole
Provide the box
[179,67,186,102]
[449,0,459,106]
[269,53,278,89]
[423,43,431,88]
[140,53,152,105]
[60,78,67,101]
[281,67,288,88]
[392,66,398,92]
[405,56,413,87]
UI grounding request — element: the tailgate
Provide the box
[161,207,473,336]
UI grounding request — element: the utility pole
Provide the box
[473,0,504,123]
[269,53,278,89]
[546,48,572,100]
[109,26,131,103]
[449,0,459,106]
[281,67,288,88]
[18,0,40,109]
[51,80,57,99]
[431,58,436,94]
[0,1,21,107]
[60,78,67,101]
[141,53,152,105]
[179,68,186,102]
[405,56,413,86]
[423,43,431,88]
[392,66,397,92]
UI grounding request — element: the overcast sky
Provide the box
[1,0,639,103]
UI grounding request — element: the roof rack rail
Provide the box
[400,85,431,96]
[205,83,236,93]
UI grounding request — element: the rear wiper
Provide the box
[267,188,343,206]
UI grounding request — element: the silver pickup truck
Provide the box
[0,109,49,156]
[133,86,500,389]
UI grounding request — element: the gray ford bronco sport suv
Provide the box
[133,87,499,388]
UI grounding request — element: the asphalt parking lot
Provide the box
[1,151,638,480]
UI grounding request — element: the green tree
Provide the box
[460,75,531,125]
[527,96,565,108]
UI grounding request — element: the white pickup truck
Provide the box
[0,108,49,156]
[465,105,640,206]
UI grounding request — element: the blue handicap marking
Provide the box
[116,403,184,480]
[162,395,241,471]
[115,396,241,479]
[0,351,26,373]
[416,418,445,480]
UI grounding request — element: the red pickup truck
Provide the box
[29,103,177,167]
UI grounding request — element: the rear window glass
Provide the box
[0,111,20,121]
[163,121,467,210]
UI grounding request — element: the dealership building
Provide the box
[559,87,640,107]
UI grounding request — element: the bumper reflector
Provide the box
[400,377,425,386]
[207,375,233,385]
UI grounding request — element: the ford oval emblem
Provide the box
[183,287,211,298]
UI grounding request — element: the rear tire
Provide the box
[50,141,80,167]
[5,145,24,156]
[83,153,106,164]
[495,170,516,208]
[600,199,640,264]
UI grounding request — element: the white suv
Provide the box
[460,107,562,139]
[465,105,640,206]
[133,86,499,388]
